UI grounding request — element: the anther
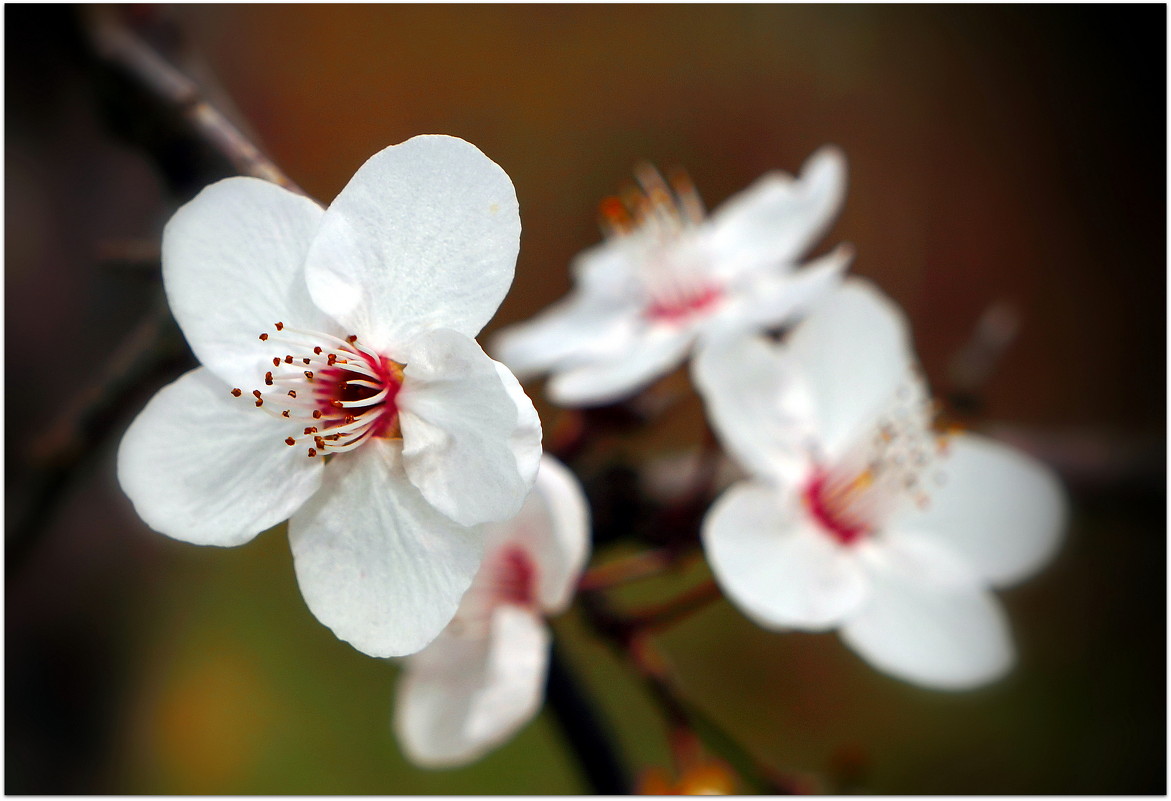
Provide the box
[288,390,297,398]
[265,371,274,385]
[303,358,311,365]
[273,357,281,367]
[304,371,314,381]
[285,437,296,446]
[304,427,318,435]
[327,354,337,366]
[312,410,323,419]
[314,436,326,448]
[313,346,323,355]
[307,447,318,458]
[284,355,294,364]
[231,388,243,397]
[275,322,285,331]
[259,333,269,341]
[252,390,262,399]
[346,335,358,343]
[255,398,264,407]
[281,410,291,418]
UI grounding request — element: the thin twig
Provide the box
[7,295,188,575]
[84,7,304,195]
[578,548,676,592]
[545,642,631,794]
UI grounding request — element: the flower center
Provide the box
[493,545,537,608]
[230,322,404,459]
[599,163,725,325]
[803,378,947,546]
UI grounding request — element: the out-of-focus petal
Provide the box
[489,288,639,381]
[546,324,695,407]
[492,455,591,613]
[117,367,322,547]
[397,328,541,526]
[706,244,852,339]
[692,333,816,484]
[288,440,483,658]
[302,135,520,354]
[161,177,332,390]
[705,145,847,278]
[703,481,869,630]
[783,278,917,458]
[394,606,549,767]
[889,433,1066,586]
[842,537,1014,690]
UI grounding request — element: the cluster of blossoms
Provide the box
[492,145,1064,692]
[119,134,1065,772]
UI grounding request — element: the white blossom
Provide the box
[394,456,590,767]
[491,147,852,407]
[118,135,542,658]
[694,279,1066,689]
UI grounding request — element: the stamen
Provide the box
[231,388,242,397]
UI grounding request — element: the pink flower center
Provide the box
[802,469,873,546]
[599,162,725,325]
[231,323,404,458]
[644,283,724,323]
[493,545,537,608]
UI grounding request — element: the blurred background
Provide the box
[5,3,1165,794]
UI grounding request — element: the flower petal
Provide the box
[889,433,1067,587]
[489,287,639,381]
[116,367,322,547]
[161,177,332,390]
[782,278,917,458]
[302,135,520,353]
[484,455,591,613]
[704,145,847,279]
[842,537,1014,690]
[545,324,696,407]
[288,439,483,657]
[706,244,852,339]
[702,481,869,630]
[691,333,816,484]
[397,328,542,527]
[394,606,549,767]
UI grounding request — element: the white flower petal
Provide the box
[705,145,847,279]
[545,324,696,407]
[702,481,869,630]
[841,540,1014,690]
[485,455,591,614]
[288,439,483,658]
[691,333,816,483]
[783,278,917,458]
[889,433,1066,587]
[706,244,852,339]
[397,328,542,527]
[394,606,549,768]
[161,177,332,390]
[117,367,322,547]
[302,135,520,353]
[489,287,639,381]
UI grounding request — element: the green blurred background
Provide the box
[6,3,1164,794]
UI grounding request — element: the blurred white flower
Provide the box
[393,455,590,767]
[118,135,542,658]
[491,147,852,407]
[693,279,1066,689]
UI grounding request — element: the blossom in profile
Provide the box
[118,135,542,658]
[693,279,1066,689]
[491,147,852,407]
[393,455,590,767]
